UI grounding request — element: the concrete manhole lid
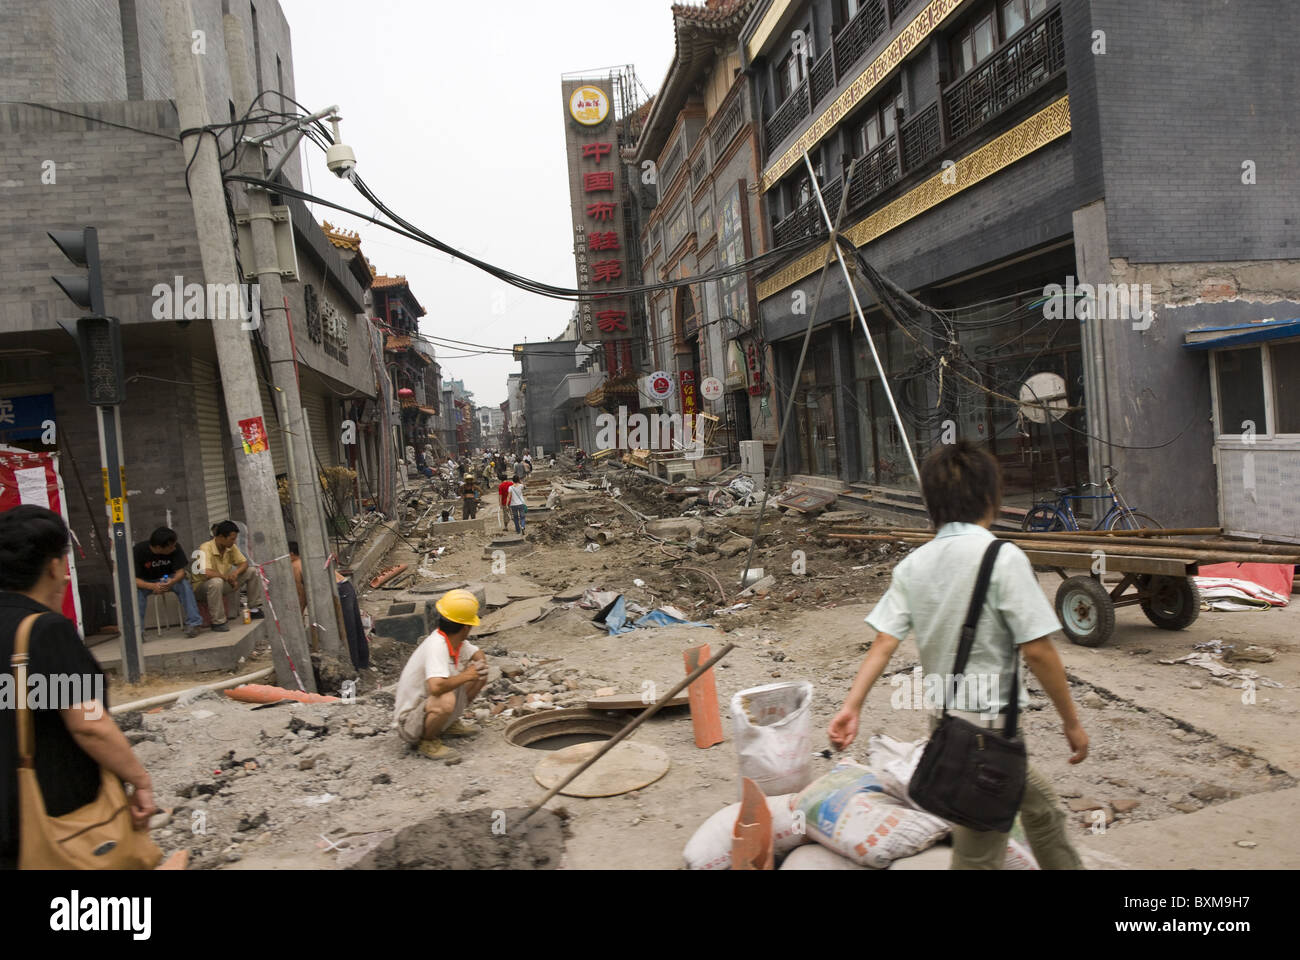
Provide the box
[532,741,670,798]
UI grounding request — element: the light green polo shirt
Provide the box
[865,522,1061,716]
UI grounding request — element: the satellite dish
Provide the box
[1018,372,1068,424]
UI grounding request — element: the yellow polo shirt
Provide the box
[193,538,247,582]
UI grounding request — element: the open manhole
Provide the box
[504,708,623,751]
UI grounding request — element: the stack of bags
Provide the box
[683,734,1038,870]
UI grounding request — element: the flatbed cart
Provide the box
[1023,548,1202,647]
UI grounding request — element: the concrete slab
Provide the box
[89,621,262,675]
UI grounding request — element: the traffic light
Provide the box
[49,226,124,405]
[48,227,105,315]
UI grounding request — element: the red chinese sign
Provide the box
[564,80,632,344]
[680,370,698,418]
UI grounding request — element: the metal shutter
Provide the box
[257,378,289,477]
[301,389,335,469]
[192,359,230,527]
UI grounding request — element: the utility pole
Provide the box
[48,229,144,683]
[222,14,346,660]
[163,0,316,692]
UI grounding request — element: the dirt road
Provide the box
[114,468,1299,869]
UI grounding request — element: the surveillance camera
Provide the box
[326,142,357,177]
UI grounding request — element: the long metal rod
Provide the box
[802,152,922,489]
[520,642,736,823]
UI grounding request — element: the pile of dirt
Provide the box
[348,806,567,869]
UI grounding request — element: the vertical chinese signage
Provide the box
[680,369,698,418]
[561,79,634,360]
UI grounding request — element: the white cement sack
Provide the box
[779,844,870,870]
[887,839,1038,869]
[796,763,949,868]
[730,681,814,796]
[866,733,927,805]
[682,794,807,870]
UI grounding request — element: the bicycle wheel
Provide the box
[1105,509,1163,532]
[1022,504,1068,532]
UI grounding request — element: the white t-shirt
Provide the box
[508,483,527,507]
[394,629,481,720]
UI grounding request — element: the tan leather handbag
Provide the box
[12,613,162,870]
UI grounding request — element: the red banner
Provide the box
[0,449,83,631]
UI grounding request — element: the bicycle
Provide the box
[1020,467,1162,533]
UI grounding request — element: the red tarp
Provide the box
[0,448,83,632]
[1198,562,1294,597]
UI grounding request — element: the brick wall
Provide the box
[1088,0,1300,262]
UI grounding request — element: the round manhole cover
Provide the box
[533,741,670,798]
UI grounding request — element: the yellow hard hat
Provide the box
[435,588,481,626]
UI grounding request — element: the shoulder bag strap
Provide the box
[946,539,1008,715]
[11,613,43,769]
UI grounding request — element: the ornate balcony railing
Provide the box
[809,51,835,106]
[711,87,747,157]
[944,5,1065,143]
[764,77,809,151]
[833,0,887,79]
[899,101,940,173]
[772,179,843,247]
[888,0,912,21]
[847,135,900,212]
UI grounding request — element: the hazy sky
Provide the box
[278,0,683,406]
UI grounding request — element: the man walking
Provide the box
[508,477,528,535]
[133,527,203,638]
[828,441,1088,869]
[394,589,488,762]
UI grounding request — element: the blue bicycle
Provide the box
[1021,467,1162,533]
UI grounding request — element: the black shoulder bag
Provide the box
[908,539,1027,833]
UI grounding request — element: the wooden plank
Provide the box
[585,692,690,711]
[1021,549,1192,577]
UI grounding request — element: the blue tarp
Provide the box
[596,595,713,636]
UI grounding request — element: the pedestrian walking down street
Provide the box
[508,478,528,535]
[497,473,513,531]
[460,474,481,520]
[828,441,1088,870]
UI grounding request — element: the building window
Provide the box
[953,8,996,77]
[856,88,903,154]
[1215,347,1266,437]
[776,25,813,102]
[1270,341,1300,433]
[999,0,1049,39]
[836,0,862,29]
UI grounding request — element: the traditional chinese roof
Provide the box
[637,0,756,162]
[369,264,428,316]
[320,220,363,252]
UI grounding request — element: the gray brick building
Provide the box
[0,0,388,630]
[741,0,1299,536]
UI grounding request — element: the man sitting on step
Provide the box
[133,526,203,638]
[394,589,488,763]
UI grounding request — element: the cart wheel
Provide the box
[1054,576,1115,647]
[1137,575,1201,630]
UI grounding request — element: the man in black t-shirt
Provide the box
[133,527,202,638]
[0,504,178,870]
